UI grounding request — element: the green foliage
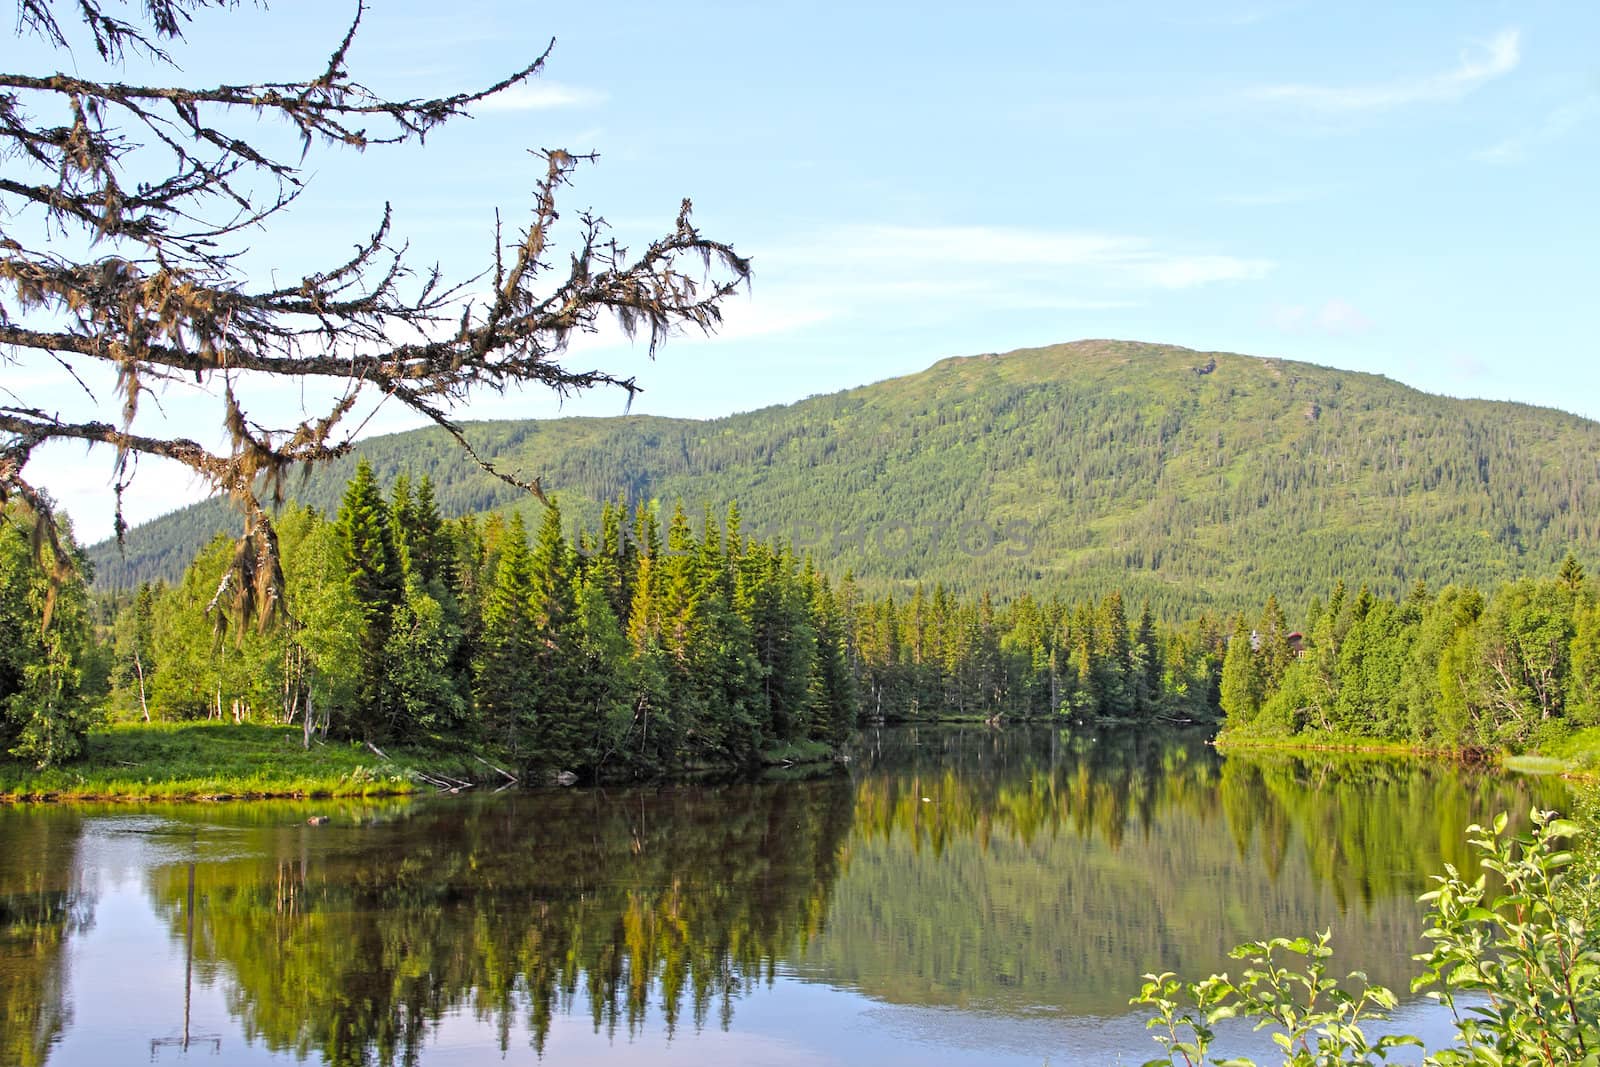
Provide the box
[338,457,406,740]
[473,512,540,759]
[1221,616,1260,725]
[1223,560,1600,758]
[0,722,434,799]
[0,506,97,766]
[1137,932,1412,1066]
[1412,811,1600,1064]
[1133,810,1600,1066]
[66,463,1236,780]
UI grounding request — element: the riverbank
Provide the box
[0,722,441,801]
[0,722,841,802]
[1214,726,1600,779]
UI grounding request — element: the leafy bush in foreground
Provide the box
[1135,809,1600,1065]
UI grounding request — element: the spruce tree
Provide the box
[1219,614,1260,725]
[808,576,856,743]
[337,458,405,739]
[1093,591,1134,718]
[1560,552,1586,594]
[1133,601,1163,720]
[530,504,582,769]
[409,475,450,593]
[474,513,540,760]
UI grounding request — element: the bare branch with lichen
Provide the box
[2,0,751,631]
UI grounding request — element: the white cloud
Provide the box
[1270,298,1373,336]
[798,224,1273,292]
[1251,28,1520,113]
[472,82,606,112]
[1477,96,1600,164]
[1317,298,1373,335]
[705,296,834,343]
[1134,254,1272,288]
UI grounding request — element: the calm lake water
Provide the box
[0,726,1571,1067]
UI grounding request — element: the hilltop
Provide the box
[90,340,1600,616]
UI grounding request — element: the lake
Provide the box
[0,726,1571,1066]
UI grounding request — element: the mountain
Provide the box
[87,339,1600,617]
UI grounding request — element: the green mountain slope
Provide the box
[89,339,1600,616]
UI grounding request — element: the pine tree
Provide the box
[1132,601,1162,720]
[1254,594,1293,697]
[409,475,450,593]
[587,501,625,622]
[1219,614,1260,725]
[624,504,671,770]
[474,513,540,760]
[337,458,406,740]
[529,503,582,769]
[807,575,856,743]
[1093,591,1134,719]
[571,569,632,772]
[389,473,417,575]
[1560,552,1586,594]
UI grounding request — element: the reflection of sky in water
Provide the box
[7,744,1563,1067]
[28,811,1450,1067]
[289,976,1468,1067]
[51,868,282,1066]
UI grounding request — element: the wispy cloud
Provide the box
[699,296,835,343]
[1250,29,1520,113]
[808,225,1273,291]
[473,82,606,112]
[1449,353,1492,379]
[1270,299,1373,336]
[1477,96,1600,164]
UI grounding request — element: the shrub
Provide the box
[1134,809,1600,1065]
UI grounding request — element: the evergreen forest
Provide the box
[2,462,1228,776]
[10,341,1600,777]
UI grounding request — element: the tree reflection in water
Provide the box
[0,728,1571,1067]
[0,806,90,1067]
[805,726,1568,1015]
[142,780,855,1063]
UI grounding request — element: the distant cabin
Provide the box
[1244,629,1307,656]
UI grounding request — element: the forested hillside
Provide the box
[90,340,1600,617]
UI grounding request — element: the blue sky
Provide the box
[13,0,1600,538]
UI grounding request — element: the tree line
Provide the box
[1218,555,1600,751]
[100,459,859,778]
[11,469,1600,773]
[4,465,1241,773]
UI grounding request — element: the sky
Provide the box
[10,0,1599,541]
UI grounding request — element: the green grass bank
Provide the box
[0,721,841,802]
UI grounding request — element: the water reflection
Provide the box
[810,727,1566,1016]
[0,806,89,1067]
[141,782,855,1063]
[0,728,1572,1066]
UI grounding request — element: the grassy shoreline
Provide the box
[1213,728,1600,779]
[0,722,443,802]
[0,722,842,803]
